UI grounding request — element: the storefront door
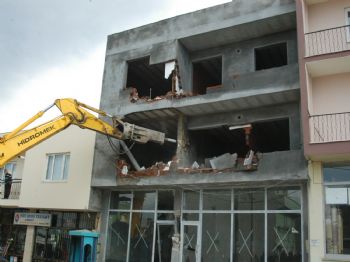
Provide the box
[181,222,200,262]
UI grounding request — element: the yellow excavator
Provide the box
[0,98,175,168]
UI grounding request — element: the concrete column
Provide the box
[171,190,182,262]
[23,225,35,261]
[97,190,110,262]
[307,161,325,262]
[176,114,192,168]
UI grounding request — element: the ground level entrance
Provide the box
[105,185,305,262]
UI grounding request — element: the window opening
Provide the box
[192,57,222,95]
[45,153,70,181]
[120,140,177,172]
[255,43,287,71]
[324,164,350,255]
[0,163,16,179]
[126,57,173,98]
[189,119,290,164]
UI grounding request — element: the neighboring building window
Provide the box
[0,162,16,179]
[324,164,350,255]
[45,153,70,181]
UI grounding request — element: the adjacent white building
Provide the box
[0,125,100,261]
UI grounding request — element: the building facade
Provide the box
[296,0,350,261]
[0,126,99,261]
[94,1,308,261]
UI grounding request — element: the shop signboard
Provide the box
[13,212,51,227]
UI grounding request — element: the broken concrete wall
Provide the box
[91,133,118,187]
[100,40,177,111]
[187,103,301,150]
[109,30,298,108]
[176,41,192,92]
[114,150,307,188]
[92,1,299,188]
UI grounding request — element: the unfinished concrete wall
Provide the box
[92,1,300,187]
[190,30,298,93]
[176,41,192,92]
[106,0,295,55]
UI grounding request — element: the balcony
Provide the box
[309,112,350,144]
[305,25,350,57]
[0,179,22,200]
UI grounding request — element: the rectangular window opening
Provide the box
[189,119,290,164]
[255,42,287,71]
[126,57,173,98]
[121,135,177,171]
[324,164,350,255]
[192,56,222,95]
[45,153,70,181]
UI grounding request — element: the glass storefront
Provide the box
[0,208,26,261]
[32,211,96,262]
[106,186,303,262]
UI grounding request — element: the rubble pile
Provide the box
[117,150,261,178]
[129,87,193,103]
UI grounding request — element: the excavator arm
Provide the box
[0,98,173,168]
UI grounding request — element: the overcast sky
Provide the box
[0,0,229,132]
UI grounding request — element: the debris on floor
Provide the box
[129,87,193,103]
[117,151,260,178]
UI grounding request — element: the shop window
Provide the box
[192,56,222,95]
[234,213,265,262]
[129,212,154,262]
[234,188,265,210]
[133,191,156,211]
[110,191,132,210]
[33,211,96,262]
[45,153,70,181]
[0,209,26,260]
[202,213,231,262]
[267,213,301,260]
[107,212,130,262]
[106,190,176,262]
[158,190,175,211]
[183,190,200,211]
[154,224,174,262]
[126,57,173,98]
[324,164,350,255]
[267,187,301,211]
[106,188,302,262]
[255,42,287,71]
[203,190,231,210]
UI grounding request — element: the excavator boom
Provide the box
[0,98,172,168]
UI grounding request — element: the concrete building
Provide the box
[296,0,350,261]
[0,126,98,261]
[93,1,307,261]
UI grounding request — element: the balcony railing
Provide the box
[305,25,350,57]
[309,112,350,144]
[0,179,22,200]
